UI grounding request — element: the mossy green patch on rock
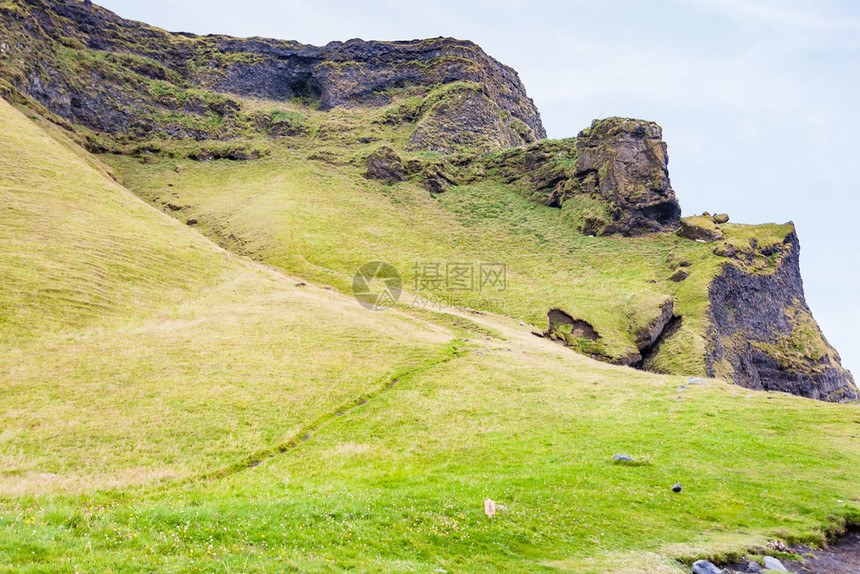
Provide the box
[406,83,535,154]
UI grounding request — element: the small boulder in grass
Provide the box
[483,499,496,518]
[762,556,788,571]
[672,483,682,493]
[614,454,634,462]
[691,560,722,574]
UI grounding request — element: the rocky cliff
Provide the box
[0,0,544,149]
[706,230,857,402]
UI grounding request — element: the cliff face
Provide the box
[706,231,857,403]
[0,0,544,149]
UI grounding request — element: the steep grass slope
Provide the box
[106,132,787,376]
[0,96,453,493]
[2,310,859,572]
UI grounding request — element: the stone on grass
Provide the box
[677,217,724,242]
[691,559,722,574]
[614,454,634,461]
[762,557,787,571]
[365,146,406,183]
[672,483,682,493]
[745,561,762,573]
[670,269,689,282]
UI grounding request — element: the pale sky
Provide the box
[97,0,860,377]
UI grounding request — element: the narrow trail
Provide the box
[193,278,625,484]
[198,341,463,483]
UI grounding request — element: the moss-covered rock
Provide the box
[669,269,690,282]
[481,118,683,236]
[0,0,545,147]
[573,118,682,235]
[406,84,534,154]
[624,293,675,354]
[712,242,737,258]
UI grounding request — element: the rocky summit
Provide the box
[0,0,543,149]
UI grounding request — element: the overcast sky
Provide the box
[98,0,860,377]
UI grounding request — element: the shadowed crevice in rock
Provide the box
[546,308,600,341]
[637,315,683,371]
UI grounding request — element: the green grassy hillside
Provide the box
[0,96,454,493]
[104,107,794,375]
[3,0,850,398]
[1,95,859,573]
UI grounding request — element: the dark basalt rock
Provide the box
[706,230,858,402]
[0,0,545,146]
[669,269,689,282]
[574,118,681,235]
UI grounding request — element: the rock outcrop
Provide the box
[0,0,544,148]
[629,296,676,355]
[485,118,682,236]
[573,118,681,235]
[706,230,857,402]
